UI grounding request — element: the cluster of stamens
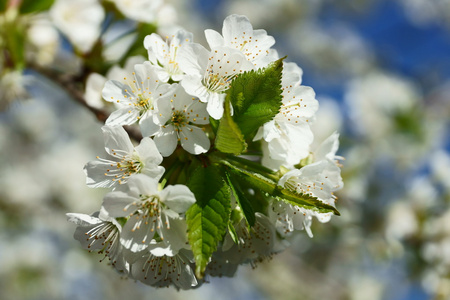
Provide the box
[285,178,326,197]
[278,99,307,124]
[85,221,121,265]
[230,33,269,62]
[165,45,183,77]
[141,254,186,283]
[123,195,171,244]
[97,149,143,184]
[109,71,159,119]
[170,110,188,129]
[203,71,236,93]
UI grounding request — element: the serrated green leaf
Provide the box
[186,166,231,278]
[221,159,277,194]
[273,188,340,215]
[215,97,247,154]
[225,171,255,226]
[226,57,284,139]
[220,159,339,215]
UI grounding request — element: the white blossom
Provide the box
[205,14,276,68]
[271,133,343,237]
[50,0,105,53]
[255,63,318,169]
[66,208,128,273]
[84,56,146,110]
[178,45,254,119]
[102,174,195,255]
[130,249,197,289]
[84,126,164,188]
[102,62,176,133]
[110,0,163,23]
[144,30,194,82]
[142,84,210,156]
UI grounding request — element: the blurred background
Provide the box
[0,0,449,299]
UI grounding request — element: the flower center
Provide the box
[136,94,153,112]
[203,72,235,93]
[139,195,164,219]
[141,254,186,282]
[124,195,173,243]
[85,221,120,256]
[170,110,187,129]
[99,150,143,184]
[164,47,183,76]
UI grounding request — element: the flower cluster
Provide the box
[67,14,343,289]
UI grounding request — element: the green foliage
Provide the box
[214,57,284,155]
[209,116,219,134]
[215,97,247,154]
[0,10,26,70]
[0,0,6,12]
[225,171,256,227]
[228,57,284,138]
[19,0,54,14]
[186,165,231,278]
[220,159,340,216]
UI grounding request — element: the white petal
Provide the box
[178,43,209,76]
[105,107,140,126]
[148,241,176,257]
[121,217,155,252]
[66,213,101,226]
[186,98,209,125]
[144,33,167,66]
[102,79,129,103]
[153,93,173,125]
[158,216,189,253]
[314,132,340,161]
[102,125,134,155]
[135,137,163,165]
[180,75,208,101]
[153,126,178,157]
[222,14,253,45]
[102,191,139,218]
[84,73,107,109]
[126,174,160,196]
[206,93,225,120]
[282,62,303,87]
[155,68,171,82]
[205,29,224,49]
[179,125,210,155]
[139,117,160,137]
[160,184,196,213]
[84,160,117,188]
[134,62,159,92]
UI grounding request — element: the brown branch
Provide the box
[30,65,143,142]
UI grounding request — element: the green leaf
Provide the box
[220,159,340,216]
[273,188,340,215]
[215,96,247,154]
[227,57,284,139]
[20,0,54,14]
[227,221,239,245]
[225,171,255,226]
[0,0,7,12]
[186,165,231,278]
[209,116,219,135]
